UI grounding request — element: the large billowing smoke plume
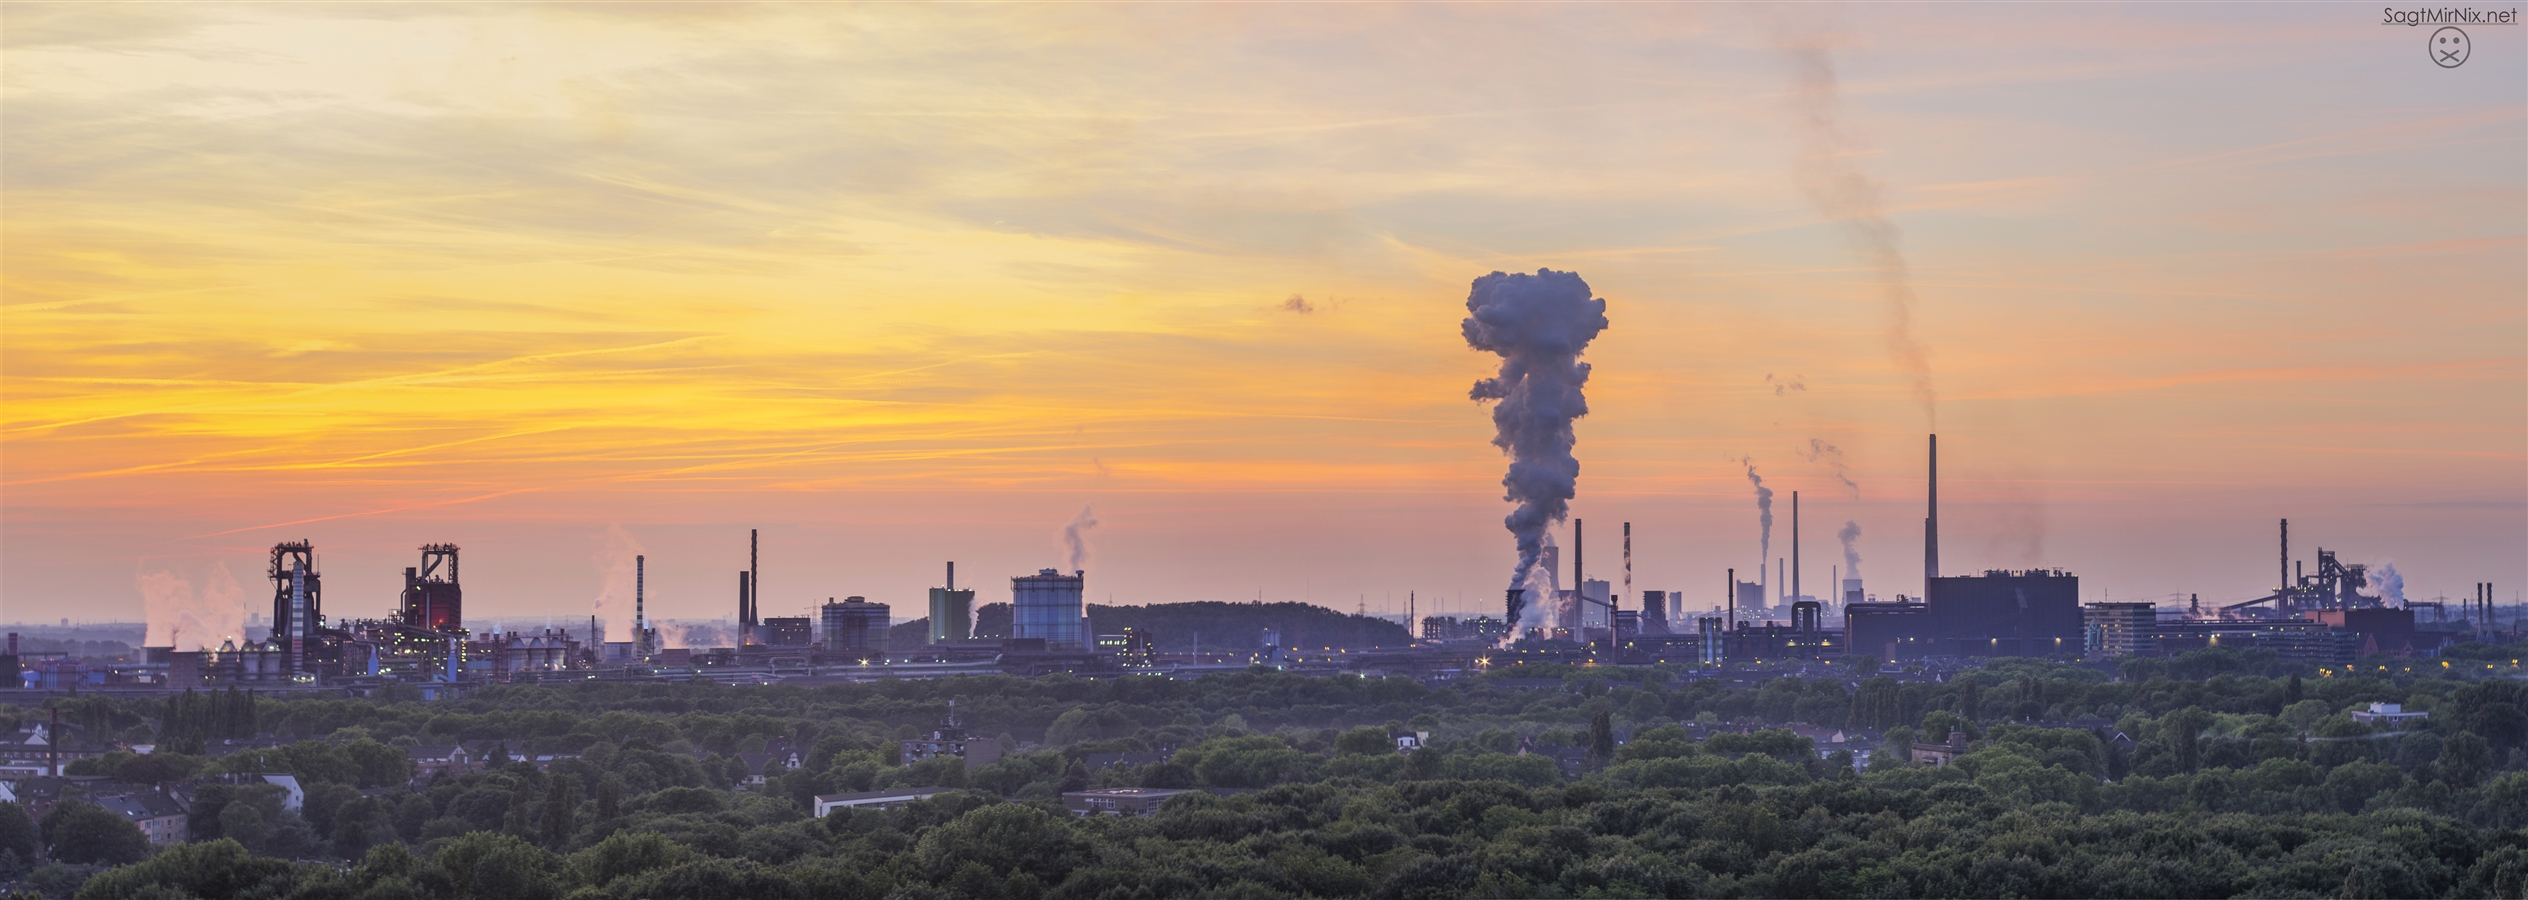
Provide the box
[1837,520,1863,579]
[1462,269,1608,627]
[1062,505,1099,572]
[138,562,247,651]
[1741,457,1774,575]
[591,524,646,638]
[2367,562,2405,606]
[1786,41,1937,424]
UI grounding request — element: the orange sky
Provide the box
[4,4,2521,639]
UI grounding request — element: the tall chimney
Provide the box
[1925,434,1940,583]
[2279,519,2289,589]
[947,561,955,592]
[636,554,646,633]
[1574,518,1584,593]
[1792,492,1801,604]
[1621,522,1632,613]
[1726,567,1736,632]
[749,529,759,629]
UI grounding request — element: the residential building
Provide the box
[1910,731,1972,767]
[1062,787,1193,817]
[2351,702,2430,728]
[814,787,949,816]
[93,790,188,846]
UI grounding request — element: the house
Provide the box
[900,722,1001,770]
[1082,751,1171,773]
[1062,788,1193,817]
[1911,731,1972,767]
[761,738,805,772]
[406,745,475,777]
[2351,702,2430,728]
[813,787,951,817]
[736,752,781,785]
[1393,732,1430,753]
[92,790,188,846]
[249,773,304,812]
[0,724,112,777]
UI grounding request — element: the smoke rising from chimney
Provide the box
[1062,505,1099,572]
[1837,520,1863,579]
[591,524,646,634]
[138,562,247,652]
[1801,438,1858,498]
[1461,269,1609,603]
[2367,562,2405,605]
[1741,457,1775,576]
[1785,40,1937,424]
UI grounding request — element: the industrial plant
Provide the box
[5,434,2513,697]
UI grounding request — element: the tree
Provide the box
[41,800,150,865]
[1588,712,1616,765]
[1335,727,1393,757]
[432,831,557,900]
[0,803,39,863]
[540,779,573,849]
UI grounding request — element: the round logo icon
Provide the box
[2431,27,2470,68]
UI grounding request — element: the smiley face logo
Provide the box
[2431,27,2470,68]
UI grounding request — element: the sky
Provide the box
[3,3,2522,646]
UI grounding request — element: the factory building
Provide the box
[1843,570,2083,658]
[929,562,976,645]
[820,597,891,661]
[2084,602,2157,657]
[399,544,462,632]
[761,617,812,647]
[1012,569,1087,650]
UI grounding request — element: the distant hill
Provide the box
[936,600,1409,652]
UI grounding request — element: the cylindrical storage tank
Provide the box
[1011,569,1086,650]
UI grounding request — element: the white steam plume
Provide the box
[138,562,246,652]
[2367,563,2405,606]
[1837,520,1863,579]
[591,525,646,639]
[1786,40,1936,424]
[1462,269,1610,613]
[1062,506,1099,572]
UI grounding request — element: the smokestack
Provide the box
[737,572,751,644]
[947,561,955,592]
[1925,434,1939,583]
[1727,568,1736,632]
[1575,518,1584,596]
[2279,519,2288,590]
[749,529,759,634]
[636,554,646,638]
[1622,522,1632,614]
[1792,492,1801,604]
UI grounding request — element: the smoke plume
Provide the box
[1785,41,1936,424]
[2367,562,2405,606]
[591,524,647,636]
[1768,373,1807,396]
[1801,438,1859,497]
[1741,457,1774,574]
[138,562,247,651]
[1062,505,1099,572]
[1837,520,1863,579]
[1462,269,1609,605]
